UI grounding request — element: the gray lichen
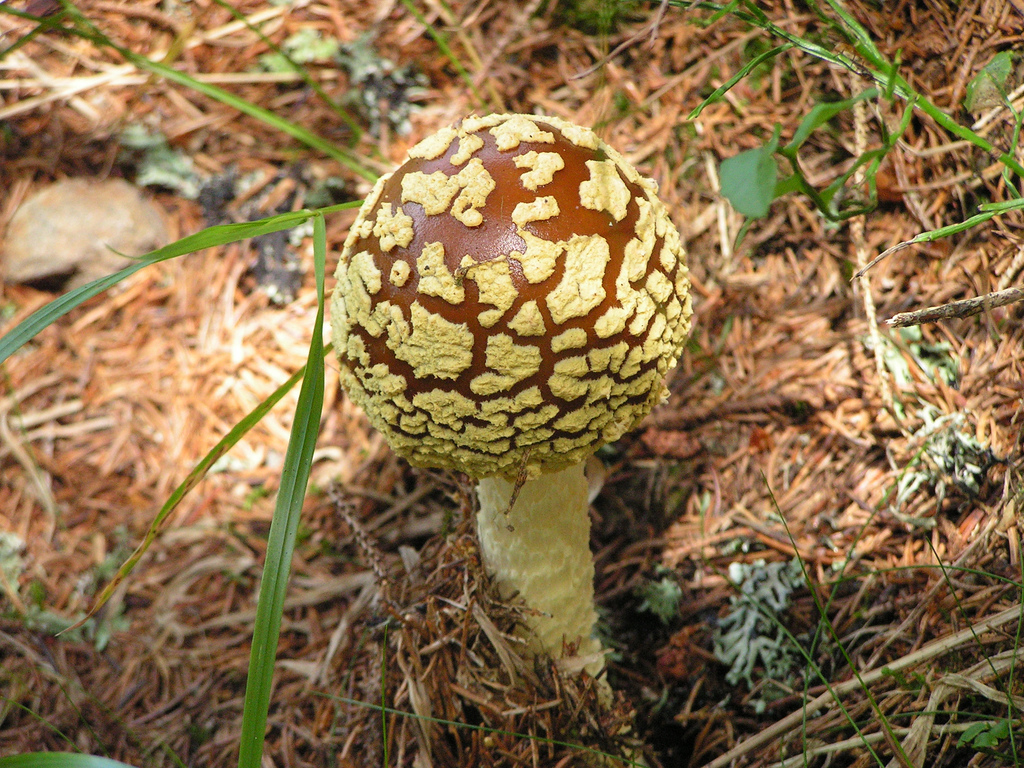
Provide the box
[337,34,426,136]
[0,531,25,593]
[713,558,805,705]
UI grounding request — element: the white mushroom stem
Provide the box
[475,461,605,676]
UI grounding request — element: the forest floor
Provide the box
[1,1,1023,766]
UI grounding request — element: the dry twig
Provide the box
[887,287,1024,327]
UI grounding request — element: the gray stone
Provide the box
[2,178,169,290]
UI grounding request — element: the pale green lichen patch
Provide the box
[626,198,656,273]
[517,232,561,284]
[645,270,674,305]
[479,386,543,418]
[551,327,588,352]
[512,196,559,227]
[451,133,484,165]
[401,158,495,226]
[586,345,613,372]
[548,355,590,401]
[584,375,613,404]
[389,260,411,287]
[349,250,382,295]
[513,404,560,431]
[460,256,516,319]
[402,169,458,215]
[471,334,542,395]
[554,401,610,432]
[593,305,628,339]
[552,120,600,151]
[364,300,399,338]
[400,411,428,433]
[449,158,496,227]
[628,292,656,336]
[412,388,478,424]
[358,363,407,397]
[488,334,542,378]
[345,333,368,366]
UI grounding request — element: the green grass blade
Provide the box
[0,203,357,366]
[0,6,69,58]
[783,89,878,152]
[4,202,355,629]
[75,350,325,630]
[892,198,1024,250]
[237,214,327,768]
[115,53,377,183]
[0,756,137,768]
[399,0,486,110]
[688,43,792,119]
[206,0,363,141]
[28,6,378,182]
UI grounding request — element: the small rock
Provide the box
[2,178,169,290]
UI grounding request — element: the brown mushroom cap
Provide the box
[331,113,692,480]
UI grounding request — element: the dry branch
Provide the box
[887,287,1024,326]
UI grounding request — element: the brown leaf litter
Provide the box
[1,1,1023,766]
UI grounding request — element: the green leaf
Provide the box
[958,721,992,748]
[958,719,1011,749]
[688,42,792,120]
[237,215,327,768]
[398,0,487,111]
[0,755,137,768]
[784,89,878,152]
[720,128,780,218]
[965,51,1015,113]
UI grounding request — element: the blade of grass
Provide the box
[688,42,792,119]
[0,203,357,366]
[23,5,378,182]
[0,756,137,768]
[206,0,363,141]
[398,0,487,110]
[109,53,378,183]
[381,621,390,765]
[855,198,1024,278]
[237,214,327,768]
[73,342,333,630]
[783,89,878,152]
[677,1,1024,180]
[0,5,70,59]
[3,202,355,628]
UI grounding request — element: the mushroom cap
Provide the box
[331,113,692,480]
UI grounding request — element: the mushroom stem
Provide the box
[475,462,605,676]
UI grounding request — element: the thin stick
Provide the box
[849,74,895,409]
[502,449,533,532]
[702,604,1024,768]
[886,287,1024,327]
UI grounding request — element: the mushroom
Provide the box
[331,113,692,677]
